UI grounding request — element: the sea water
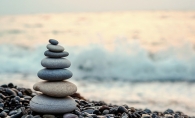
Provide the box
[0,11,195,115]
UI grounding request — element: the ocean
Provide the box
[0,11,195,115]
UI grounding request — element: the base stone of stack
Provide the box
[30,95,76,114]
[33,81,77,97]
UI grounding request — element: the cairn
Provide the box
[30,39,77,114]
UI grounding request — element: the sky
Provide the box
[0,0,195,15]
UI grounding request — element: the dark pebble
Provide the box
[1,84,8,88]
[49,39,59,45]
[8,83,14,88]
[5,88,17,96]
[14,96,21,102]
[0,111,7,118]
[164,109,174,114]
[23,115,34,118]
[63,113,78,118]
[151,113,157,118]
[82,109,94,114]
[144,108,152,114]
[34,115,41,118]
[24,96,32,100]
[24,88,32,96]
[9,110,18,116]
[174,114,179,118]
[102,110,109,115]
[43,114,55,118]
[109,108,117,114]
[99,105,110,112]
[0,107,3,112]
[0,103,4,107]
[17,92,23,97]
[121,113,128,118]
[117,106,128,113]
[93,110,101,115]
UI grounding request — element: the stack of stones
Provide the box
[30,39,77,114]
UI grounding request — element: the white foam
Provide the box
[0,40,195,81]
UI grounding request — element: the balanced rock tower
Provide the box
[30,39,77,114]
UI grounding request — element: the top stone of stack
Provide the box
[49,39,58,45]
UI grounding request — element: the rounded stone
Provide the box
[44,50,69,58]
[47,44,64,52]
[33,81,77,97]
[37,68,72,81]
[63,113,78,118]
[41,58,71,69]
[49,39,58,45]
[30,95,76,114]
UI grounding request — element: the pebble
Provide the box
[33,81,77,97]
[37,68,72,81]
[44,50,69,58]
[30,94,76,113]
[5,88,17,96]
[47,44,64,52]
[43,114,55,118]
[0,107,3,112]
[14,96,21,102]
[34,115,41,118]
[144,108,152,114]
[99,105,110,112]
[121,113,128,118]
[49,39,58,45]
[8,83,14,88]
[164,109,174,114]
[117,106,128,113]
[9,110,18,116]
[0,103,4,107]
[63,113,78,118]
[0,111,7,118]
[82,109,94,114]
[41,58,71,69]
[141,114,151,118]
[102,110,109,115]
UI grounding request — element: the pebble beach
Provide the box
[0,11,195,116]
[0,83,191,118]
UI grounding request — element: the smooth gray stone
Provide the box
[44,50,69,58]
[41,58,71,69]
[47,44,64,52]
[30,95,76,114]
[63,113,78,118]
[49,39,58,45]
[33,81,77,97]
[38,69,72,81]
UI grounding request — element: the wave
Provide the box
[0,40,195,81]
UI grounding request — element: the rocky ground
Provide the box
[0,83,192,118]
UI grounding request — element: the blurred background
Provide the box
[0,0,195,115]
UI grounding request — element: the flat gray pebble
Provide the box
[47,44,64,52]
[44,50,69,58]
[63,113,78,118]
[41,58,71,69]
[49,39,58,45]
[38,68,72,81]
